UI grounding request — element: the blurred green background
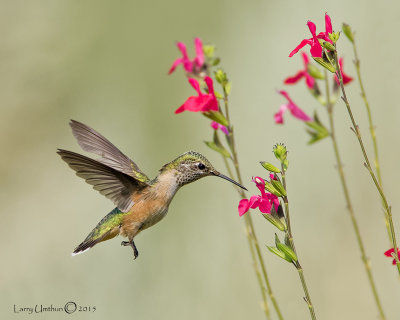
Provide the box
[2,0,400,319]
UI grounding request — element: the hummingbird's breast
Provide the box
[120,170,180,239]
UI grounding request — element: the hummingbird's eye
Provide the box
[197,163,206,170]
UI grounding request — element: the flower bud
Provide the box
[342,23,354,43]
[307,64,325,80]
[273,143,287,163]
[214,69,227,84]
[202,45,215,59]
[260,162,281,173]
[264,181,282,197]
[271,179,287,197]
[322,41,336,51]
[328,32,340,43]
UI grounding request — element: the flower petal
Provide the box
[289,39,311,57]
[301,51,310,66]
[249,195,261,209]
[325,13,333,34]
[194,37,205,67]
[188,78,202,96]
[274,104,288,124]
[305,74,315,89]
[288,102,312,122]
[168,58,184,74]
[284,71,305,85]
[211,121,219,130]
[258,198,272,214]
[204,76,215,95]
[238,199,250,216]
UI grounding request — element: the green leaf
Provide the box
[266,246,293,263]
[204,141,230,158]
[305,112,330,145]
[276,242,298,262]
[212,58,220,66]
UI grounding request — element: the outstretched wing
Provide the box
[57,149,146,212]
[69,120,150,184]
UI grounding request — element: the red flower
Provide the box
[274,90,311,124]
[175,76,219,114]
[334,58,353,85]
[238,177,280,216]
[169,38,205,75]
[289,13,333,58]
[284,52,315,89]
[384,248,400,265]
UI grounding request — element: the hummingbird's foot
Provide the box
[131,240,139,259]
[121,240,139,259]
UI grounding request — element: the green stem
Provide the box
[281,164,317,320]
[351,40,392,240]
[222,90,284,320]
[333,48,400,275]
[324,71,385,319]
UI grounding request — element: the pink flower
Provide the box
[211,121,229,135]
[334,58,353,85]
[238,177,280,216]
[289,13,333,58]
[384,248,400,265]
[274,90,312,124]
[175,76,219,114]
[284,52,315,89]
[168,38,205,75]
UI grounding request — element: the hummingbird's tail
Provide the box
[72,207,126,256]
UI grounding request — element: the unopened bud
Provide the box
[214,69,227,84]
[307,64,325,80]
[202,45,215,59]
[273,143,287,162]
[264,181,282,197]
[260,162,281,173]
[342,23,354,43]
[322,41,336,51]
[266,246,293,263]
[271,179,287,197]
[329,32,340,43]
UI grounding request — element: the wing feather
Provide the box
[57,149,146,212]
[69,120,150,183]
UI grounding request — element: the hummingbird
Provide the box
[57,120,247,259]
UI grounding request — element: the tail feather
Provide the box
[71,207,126,256]
[72,230,112,256]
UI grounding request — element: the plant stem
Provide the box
[333,48,400,274]
[222,90,284,320]
[280,164,317,320]
[324,71,385,319]
[351,40,392,239]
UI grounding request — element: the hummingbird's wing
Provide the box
[69,120,150,184]
[57,149,146,212]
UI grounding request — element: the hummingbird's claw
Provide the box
[121,240,139,259]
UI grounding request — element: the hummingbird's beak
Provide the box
[212,171,248,191]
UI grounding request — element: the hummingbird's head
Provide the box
[160,151,247,190]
